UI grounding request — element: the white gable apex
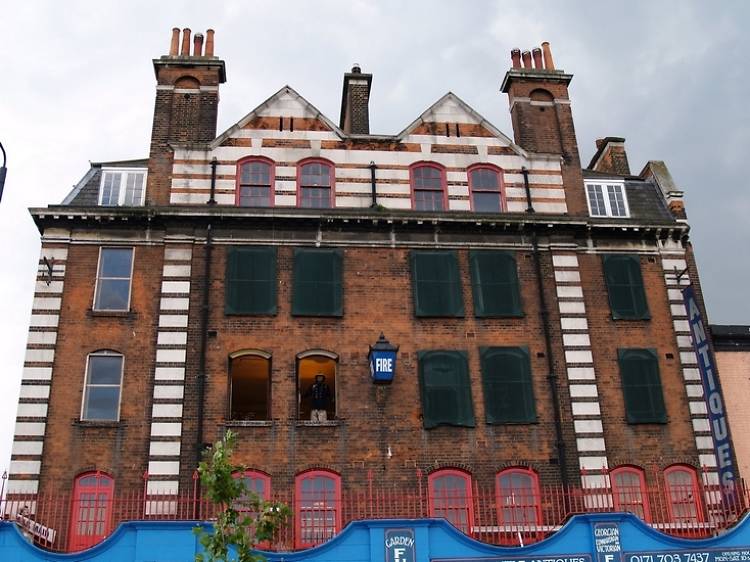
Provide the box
[422,95,482,124]
[256,89,320,119]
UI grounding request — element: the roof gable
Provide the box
[396,92,525,155]
[211,86,342,147]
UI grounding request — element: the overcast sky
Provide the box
[1,0,748,474]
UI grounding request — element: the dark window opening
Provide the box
[480,347,536,423]
[603,254,650,320]
[298,353,337,421]
[618,348,666,423]
[469,250,522,316]
[229,352,271,421]
[411,251,463,317]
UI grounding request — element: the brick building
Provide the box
[6,28,733,551]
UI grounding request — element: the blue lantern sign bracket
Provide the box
[369,333,399,384]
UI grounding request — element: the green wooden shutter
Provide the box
[480,347,536,423]
[225,246,277,315]
[618,348,666,423]
[603,255,650,319]
[411,251,464,317]
[418,350,475,428]
[292,248,343,316]
[470,251,523,317]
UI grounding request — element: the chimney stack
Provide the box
[522,50,532,69]
[511,49,521,69]
[169,27,180,56]
[193,33,204,57]
[180,27,191,56]
[339,63,373,135]
[541,41,555,70]
[532,47,543,69]
[588,137,631,176]
[205,29,215,57]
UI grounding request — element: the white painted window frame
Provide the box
[585,181,630,218]
[98,167,148,206]
[81,350,124,422]
[92,246,135,312]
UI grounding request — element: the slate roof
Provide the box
[62,159,148,206]
[582,168,674,223]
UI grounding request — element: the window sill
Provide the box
[73,419,123,428]
[295,420,340,427]
[224,420,273,427]
[89,310,134,318]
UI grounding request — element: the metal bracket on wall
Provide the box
[42,257,55,286]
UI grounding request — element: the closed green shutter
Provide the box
[418,350,475,429]
[470,251,523,317]
[618,348,666,423]
[603,255,650,319]
[225,246,277,315]
[292,248,343,316]
[480,347,536,423]
[411,251,464,317]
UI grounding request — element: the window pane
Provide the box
[587,184,606,216]
[603,255,649,319]
[230,355,270,420]
[96,279,131,310]
[241,162,271,185]
[497,472,539,525]
[470,251,522,316]
[83,386,120,420]
[430,473,471,532]
[88,355,123,385]
[123,173,144,205]
[607,185,627,217]
[473,192,501,212]
[100,173,121,206]
[414,166,442,189]
[301,163,331,187]
[471,169,499,190]
[300,187,331,209]
[239,186,272,207]
[412,251,463,316]
[480,347,535,423]
[619,349,666,423]
[419,351,474,428]
[99,248,133,278]
[225,247,277,315]
[414,189,443,211]
[292,249,342,316]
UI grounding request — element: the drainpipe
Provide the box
[369,161,377,208]
[208,157,218,205]
[523,168,569,488]
[196,222,213,468]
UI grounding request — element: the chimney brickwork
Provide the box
[146,27,226,205]
[501,42,588,215]
[589,137,631,176]
[339,64,372,135]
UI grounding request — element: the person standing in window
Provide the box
[304,374,332,421]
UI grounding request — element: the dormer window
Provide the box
[99,168,147,206]
[586,181,629,217]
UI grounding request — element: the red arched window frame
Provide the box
[295,469,342,548]
[236,156,275,207]
[297,158,334,209]
[467,163,505,213]
[428,468,474,534]
[233,469,272,502]
[410,162,447,211]
[495,467,542,541]
[68,471,115,552]
[610,465,651,522]
[664,465,704,523]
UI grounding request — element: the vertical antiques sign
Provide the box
[683,285,736,488]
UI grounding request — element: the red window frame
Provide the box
[297,158,334,209]
[495,467,542,539]
[68,471,115,552]
[410,162,447,211]
[664,465,704,523]
[236,156,275,207]
[610,465,651,522]
[233,469,272,502]
[294,469,342,548]
[467,163,505,213]
[428,468,474,534]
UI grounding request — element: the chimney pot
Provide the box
[351,63,361,74]
[541,41,555,70]
[521,50,532,69]
[532,47,543,69]
[181,28,191,56]
[194,32,204,57]
[205,29,215,57]
[595,138,606,150]
[511,48,521,69]
[169,27,180,56]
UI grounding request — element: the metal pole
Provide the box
[0,141,7,203]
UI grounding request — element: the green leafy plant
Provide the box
[195,431,290,562]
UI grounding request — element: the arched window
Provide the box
[295,470,341,547]
[233,469,271,512]
[664,465,703,523]
[428,469,474,533]
[468,164,504,213]
[496,468,542,532]
[237,157,274,207]
[411,163,446,211]
[81,351,123,422]
[297,351,337,422]
[610,466,650,521]
[298,159,333,208]
[229,350,271,421]
[68,471,114,552]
